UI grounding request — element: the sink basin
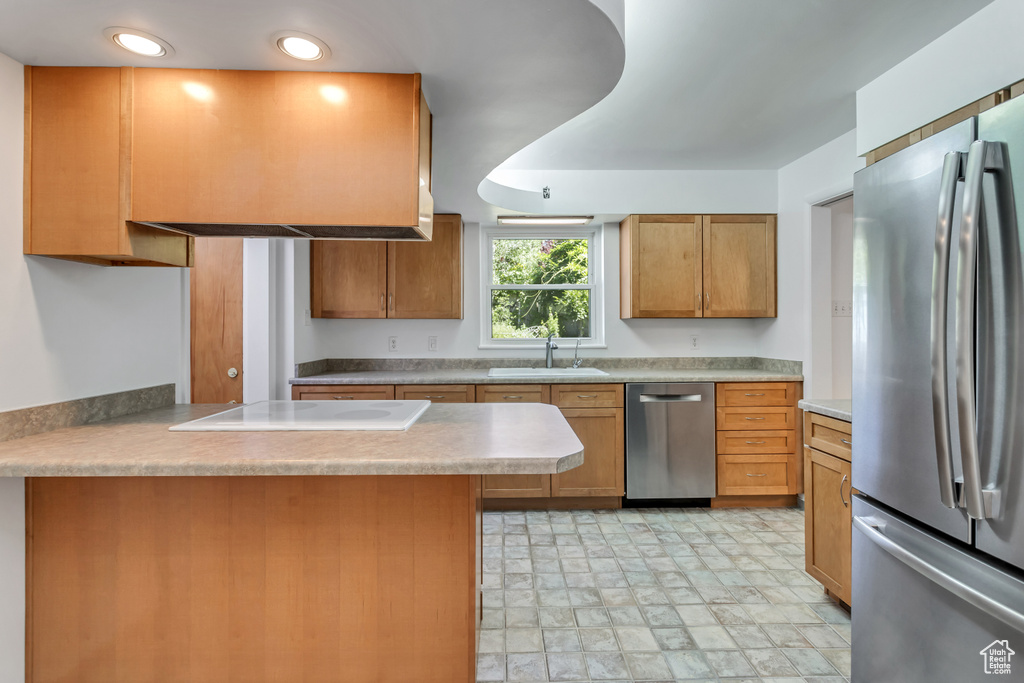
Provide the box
[487,367,609,378]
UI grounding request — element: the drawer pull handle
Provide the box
[747,473,768,477]
[424,395,446,399]
[840,438,852,445]
[333,396,354,400]
[744,393,765,396]
[503,395,523,400]
[744,417,765,421]
[577,394,598,399]
[745,440,766,444]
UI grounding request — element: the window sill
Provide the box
[477,342,608,350]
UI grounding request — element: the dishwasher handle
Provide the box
[639,394,703,403]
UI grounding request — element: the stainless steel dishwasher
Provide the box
[625,383,715,500]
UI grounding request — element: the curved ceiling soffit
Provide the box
[467,0,625,223]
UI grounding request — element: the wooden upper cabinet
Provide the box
[388,213,463,318]
[24,67,193,266]
[24,66,433,266]
[620,215,703,318]
[619,214,776,318]
[703,214,777,317]
[130,69,431,236]
[311,241,388,319]
[312,214,462,319]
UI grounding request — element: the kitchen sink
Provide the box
[487,367,609,378]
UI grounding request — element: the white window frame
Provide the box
[479,225,605,349]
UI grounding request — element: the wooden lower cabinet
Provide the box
[291,384,395,401]
[551,408,624,497]
[804,412,853,605]
[479,385,554,498]
[395,384,475,402]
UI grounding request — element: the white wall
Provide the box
[0,53,186,412]
[857,0,1024,154]
[830,197,854,398]
[770,130,865,398]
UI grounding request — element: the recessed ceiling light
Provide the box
[103,27,174,57]
[273,31,331,61]
[497,216,594,226]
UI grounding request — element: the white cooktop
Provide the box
[169,400,431,432]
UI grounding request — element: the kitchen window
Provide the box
[480,225,605,348]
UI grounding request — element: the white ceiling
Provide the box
[0,0,997,223]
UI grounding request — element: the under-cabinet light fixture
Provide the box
[497,216,593,226]
[104,27,174,57]
[273,31,331,61]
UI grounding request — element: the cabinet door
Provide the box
[702,215,777,317]
[804,447,852,603]
[388,214,462,319]
[311,241,387,318]
[479,385,551,498]
[620,215,703,318]
[551,408,624,497]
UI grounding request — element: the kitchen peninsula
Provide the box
[0,401,582,682]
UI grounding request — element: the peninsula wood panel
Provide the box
[28,476,479,683]
[191,238,244,404]
[24,66,192,266]
[130,70,425,228]
[311,240,388,318]
[804,448,853,603]
[702,214,777,317]
[388,213,462,318]
[291,384,395,401]
[551,408,624,497]
[620,214,703,318]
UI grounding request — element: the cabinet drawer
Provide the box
[716,430,797,454]
[395,385,474,402]
[292,384,395,401]
[717,454,791,495]
[716,406,797,431]
[805,412,852,462]
[551,384,623,408]
[716,382,797,407]
[475,385,550,404]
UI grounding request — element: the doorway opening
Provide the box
[809,194,854,399]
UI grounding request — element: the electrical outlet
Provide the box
[304,309,312,326]
[833,301,841,316]
[840,300,853,317]
[690,335,699,350]
[388,336,398,352]
[428,336,438,352]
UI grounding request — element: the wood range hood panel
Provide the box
[130,68,434,240]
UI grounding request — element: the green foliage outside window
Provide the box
[491,238,591,339]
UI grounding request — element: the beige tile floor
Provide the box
[476,506,851,682]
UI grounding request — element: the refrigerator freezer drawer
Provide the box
[853,496,1024,682]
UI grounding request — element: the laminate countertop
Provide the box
[0,403,583,477]
[798,399,852,422]
[290,368,803,385]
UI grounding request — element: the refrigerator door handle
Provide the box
[854,515,1024,633]
[931,151,964,509]
[957,141,1011,520]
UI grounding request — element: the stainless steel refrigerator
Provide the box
[852,94,1024,682]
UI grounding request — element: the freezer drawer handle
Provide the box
[931,151,963,510]
[639,394,702,402]
[854,516,1024,633]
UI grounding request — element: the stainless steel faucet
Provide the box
[571,339,583,368]
[545,333,559,368]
